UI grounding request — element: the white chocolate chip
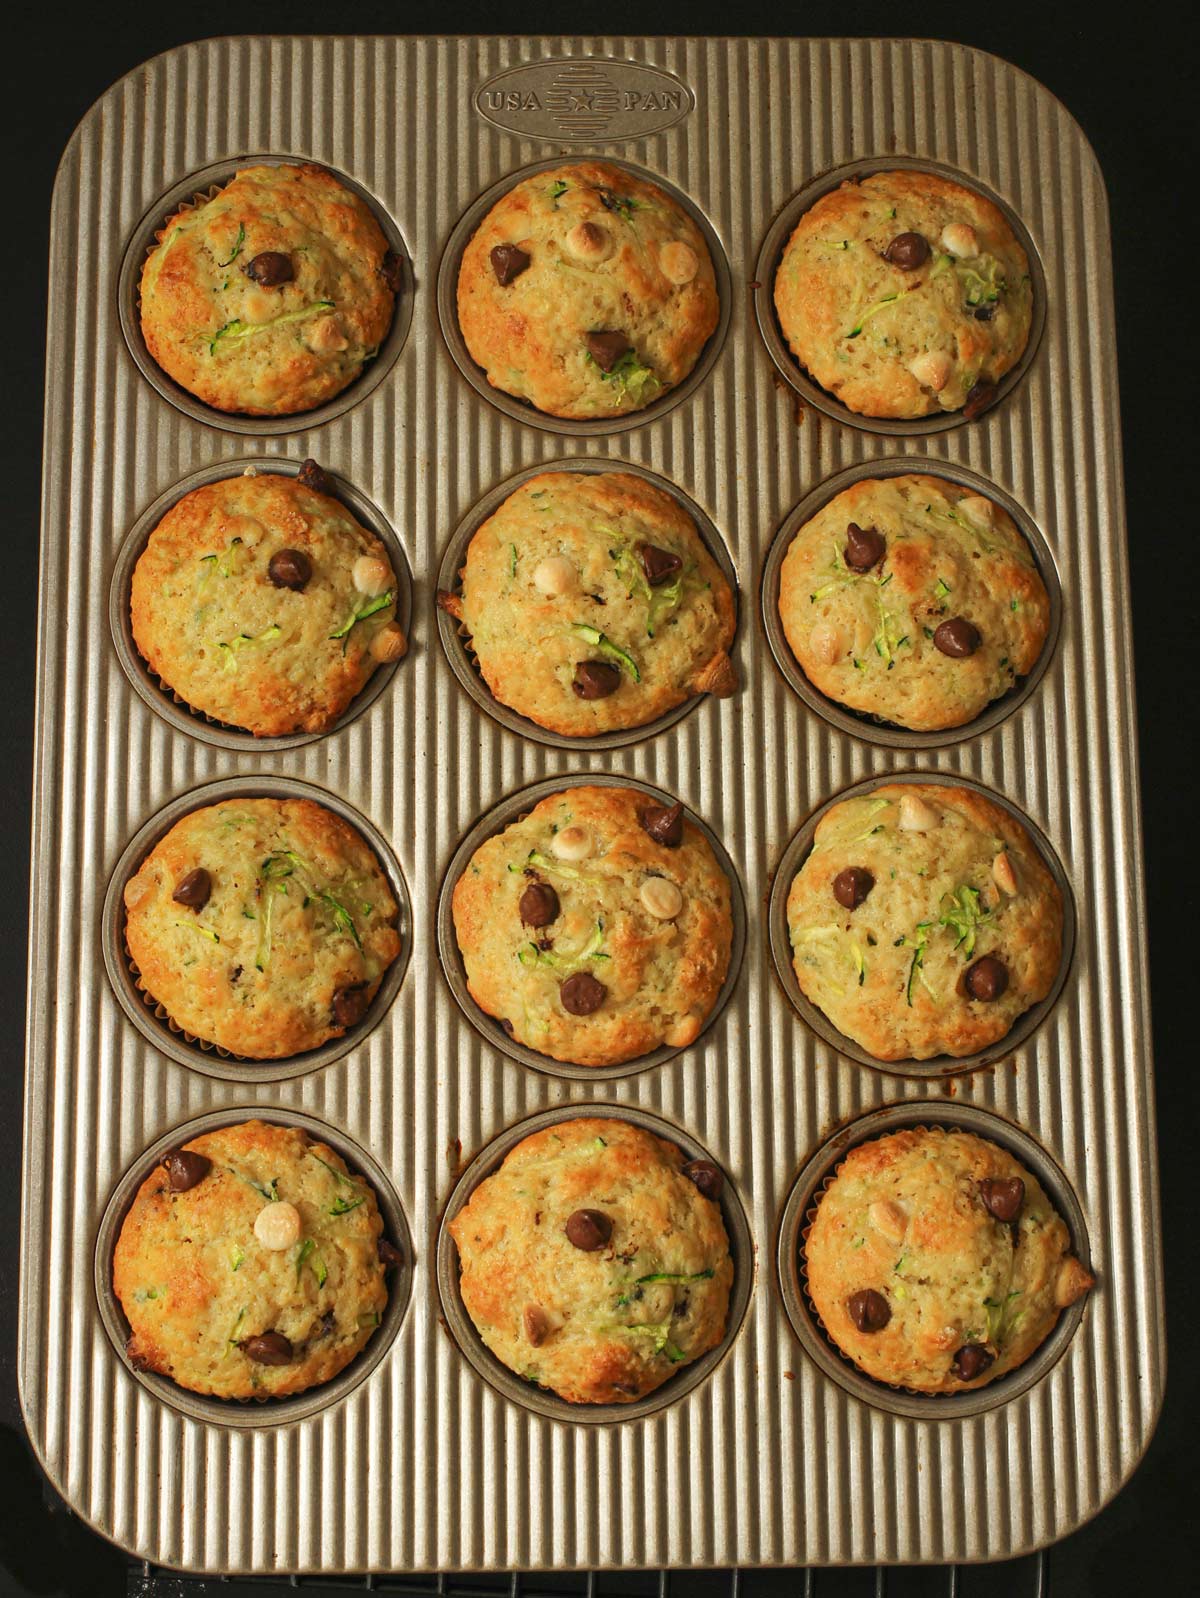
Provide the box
[957,494,995,530]
[809,623,846,666]
[1054,1256,1094,1308]
[532,556,578,597]
[941,222,978,259]
[123,872,153,911]
[640,876,684,920]
[370,622,407,663]
[908,350,953,392]
[898,793,939,833]
[564,220,613,263]
[659,240,698,285]
[353,555,393,596]
[242,465,258,478]
[253,1201,302,1251]
[550,825,591,862]
[305,314,349,354]
[992,851,1018,896]
[868,1200,907,1244]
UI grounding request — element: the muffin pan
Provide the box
[752,154,1048,437]
[766,771,1077,1077]
[436,1102,754,1424]
[435,457,739,751]
[22,34,1161,1577]
[760,458,1062,750]
[110,456,414,752]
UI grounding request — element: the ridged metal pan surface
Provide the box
[20,33,1162,1575]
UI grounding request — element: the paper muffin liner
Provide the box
[785,1109,1093,1416]
[766,771,1076,1081]
[751,154,1048,440]
[109,456,412,754]
[435,772,747,1081]
[758,456,1062,753]
[94,1106,414,1429]
[118,155,414,439]
[103,776,411,1083]
[435,1101,754,1426]
[433,457,740,753]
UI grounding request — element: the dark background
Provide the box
[1,5,1193,1595]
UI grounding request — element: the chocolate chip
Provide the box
[682,1158,724,1199]
[296,458,333,495]
[933,617,982,658]
[952,1342,995,1381]
[332,983,369,1027]
[317,1310,337,1338]
[979,1177,1025,1223]
[637,542,683,587]
[565,1208,612,1251]
[161,1148,212,1192]
[638,800,684,848]
[846,1289,891,1333]
[519,882,560,927]
[832,867,875,910]
[490,243,531,285]
[380,249,403,293]
[523,1304,550,1345]
[499,1018,515,1036]
[243,251,294,286]
[243,1332,293,1366]
[584,330,631,371]
[268,548,312,591]
[844,521,886,572]
[882,232,930,270]
[965,956,1009,1002]
[572,660,621,699]
[378,1238,405,1269]
[559,972,606,1015]
[963,380,999,421]
[172,867,211,911]
[973,303,997,322]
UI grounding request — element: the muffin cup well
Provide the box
[436,1103,754,1425]
[435,156,732,437]
[767,772,1076,1079]
[436,773,746,1080]
[435,457,739,751]
[94,1108,414,1429]
[110,456,413,752]
[752,155,1047,437]
[102,776,411,1082]
[760,458,1062,750]
[118,154,414,436]
[776,1100,1093,1420]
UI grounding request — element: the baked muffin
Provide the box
[804,1126,1093,1394]
[451,786,733,1067]
[123,797,402,1059]
[139,163,399,415]
[773,170,1033,419]
[778,474,1049,731]
[439,471,735,735]
[786,783,1062,1060]
[114,1120,399,1400]
[448,1117,733,1404]
[131,465,406,738]
[456,161,719,419]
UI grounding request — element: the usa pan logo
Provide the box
[475,58,695,141]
